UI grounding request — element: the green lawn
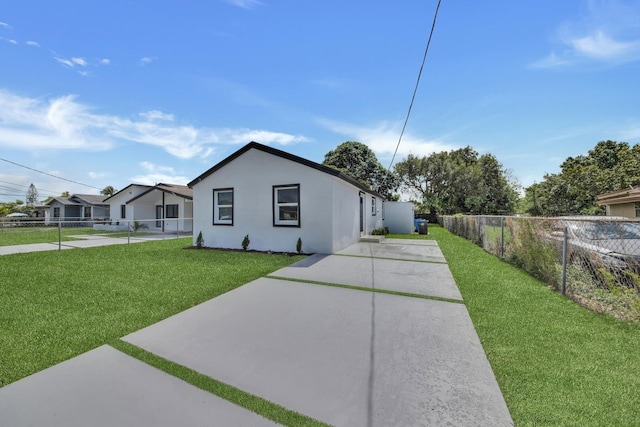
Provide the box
[0,238,305,387]
[0,226,121,246]
[392,227,640,427]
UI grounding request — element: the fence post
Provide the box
[58,220,62,251]
[501,216,505,258]
[127,220,130,244]
[561,226,568,295]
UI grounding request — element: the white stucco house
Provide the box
[188,141,385,254]
[101,183,193,232]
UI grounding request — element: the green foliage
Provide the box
[370,227,388,235]
[100,185,117,196]
[521,140,640,216]
[130,221,149,232]
[296,237,302,254]
[323,141,399,197]
[242,234,250,251]
[505,218,560,287]
[394,147,519,215]
[196,231,204,249]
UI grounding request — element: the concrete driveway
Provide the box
[0,239,513,426]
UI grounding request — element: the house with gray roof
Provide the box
[45,194,109,222]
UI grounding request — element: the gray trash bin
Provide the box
[416,219,428,235]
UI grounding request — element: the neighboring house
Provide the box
[597,185,640,218]
[45,194,109,222]
[101,183,193,232]
[188,141,385,254]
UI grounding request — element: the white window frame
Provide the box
[213,188,233,225]
[273,184,300,227]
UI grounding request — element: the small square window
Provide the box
[166,204,179,218]
[213,188,233,225]
[273,184,300,227]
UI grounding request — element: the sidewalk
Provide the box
[0,233,184,256]
[0,239,513,426]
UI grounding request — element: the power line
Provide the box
[0,157,101,191]
[0,180,60,196]
[388,0,443,170]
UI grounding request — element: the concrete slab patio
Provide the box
[0,345,277,427]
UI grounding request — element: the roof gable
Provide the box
[126,183,193,204]
[103,184,152,202]
[187,141,383,197]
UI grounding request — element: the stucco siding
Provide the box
[193,148,345,253]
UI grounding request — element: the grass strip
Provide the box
[428,225,640,426]
[265,275,464,304]
[110,339,327,427]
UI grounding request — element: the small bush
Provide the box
[130,221,149,232]
[195,231,204,249]
[296,237,302,254]
[242,234,250,251]
[371,227,388,236]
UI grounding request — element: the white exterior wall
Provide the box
[108,185,149,222]
[192,148,373,254]
[383,202,415,234]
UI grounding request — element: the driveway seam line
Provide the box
[265,275,465,304]
[333,253,448,264]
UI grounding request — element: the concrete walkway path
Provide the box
[0,239,513,426]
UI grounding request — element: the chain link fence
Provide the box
[441,215,640,321]
[1,217,192,248]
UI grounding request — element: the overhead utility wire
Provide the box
[0,157,101,191]
[387,0,443,170]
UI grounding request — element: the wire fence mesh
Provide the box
[440,215,640,321]
[0,218,192,248]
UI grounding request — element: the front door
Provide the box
[155,205,163,229]
[359,194,364,234]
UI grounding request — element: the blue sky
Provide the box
[1,0,640,203]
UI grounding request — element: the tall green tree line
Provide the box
[520,140,640,216]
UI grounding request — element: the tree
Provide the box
[394,146,518,214]
[100,185,117,196]
[520,140,640,216]
[61,191,70,198]
[322,141,399,197]
[25,183,39,206]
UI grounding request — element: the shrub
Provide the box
[296,237,302,254]
[130,221,149,232]
[242,234,250,251]
[371,227,388,236]
[195,231,204,249]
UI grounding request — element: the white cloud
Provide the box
[317,118,455,163]
[224,0,262,9]
[72,57,87,66]
[0,90,308,159]
[0,22,12,30]
[54,57,75,68]
[140,56,156,65]
[99,58,110,65]
[88,171,109,180]
[533,0,640,68]
[130,162,189,185]
[1,37,17,45]
[139,110,175,121]
[26,40,40,47]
